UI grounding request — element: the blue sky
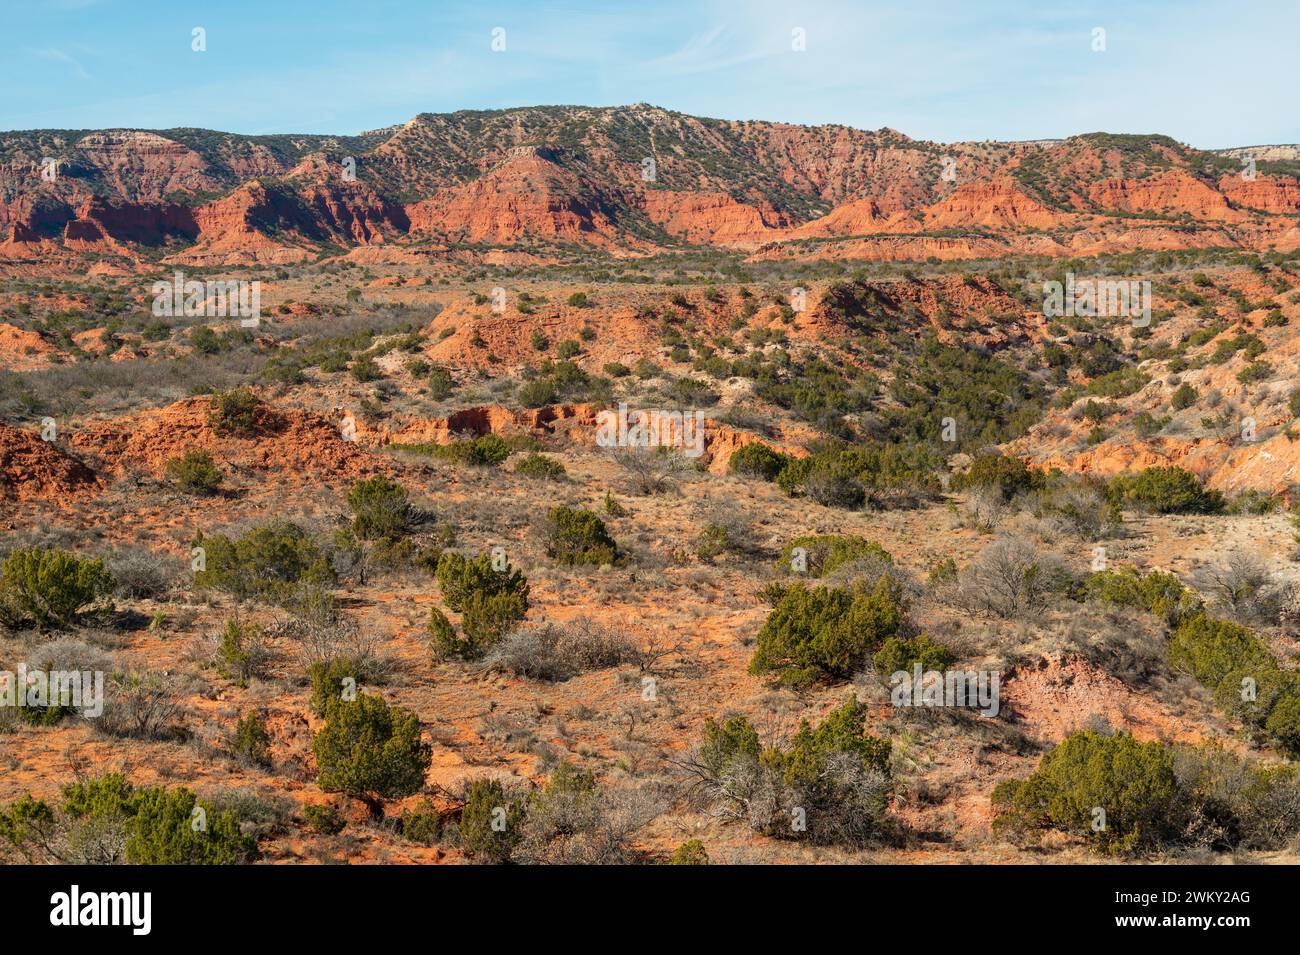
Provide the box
[1,0,1296,148]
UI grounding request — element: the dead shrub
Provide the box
[958,535,1067,618]
[94,671,186,741]
[614,447,685,495]
[103,546,179,601]
[480,618,642,681]
[1195,549,1296,626]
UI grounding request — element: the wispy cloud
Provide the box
[30,46,91,80]
[643,24,769,77]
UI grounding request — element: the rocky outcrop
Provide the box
[1088,169,1239,219]
[0,426,101,502]
[66,397,382,481]
[62,195,198,248]
[406,147,621,246]
[642,190,790,248]
[167,181,314,264]
[1219,174,1300,214]
[919,178,1065,230]
[73,130,219,200]
[786,196,888,238]
[0,323,58,370]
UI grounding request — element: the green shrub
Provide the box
[215,619,267,686]
[667,839,709,865]
[400,798,443,845]
[694,522,741,561]
[1214,666,1300,756]
[951,453,1040,501]
[1110,466,1224,514]
[776,444,942,507]
[433,552,530,612]
[192,521,334,605]
[517,378,558,407]
[1226,490,1281,515]
[347,475,413,541]
[208,387,262,436]
[749,579,903,686]
[0,548,113,630]
[1083,565,1198,623]
[872,634,955,675]
[308,657,363,717]
[727,442,789,481]
[303,803,345,835]
[312,693,432,815]
[234,711,272,766]
[1263,692,1300,756]
[432,434,510,466]
[513,453,566,480]
[1237,361,1273,384]
[992,731,1180,855]
[543,507,618,566]
[1171,382,1198,410]
[777,535,893,578]
[165,450,224,495]
[1169,614,1273,690]
[427,365,455,400]
[8,775,260,864]
[460,590,527,651]
[426,606,461,659]
[350,353,382,382]
[459,779,524,864]
[125,784,259,864]
[1132,411,1169,438]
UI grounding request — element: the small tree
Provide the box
[749,580,903,686]
[312,693,431,816]
[346,475,413,542]
[0,548,113,630]
[208,387,262,437]
[728,442,788,481]
[543,507,618,566]
[459,779,524,864]
[165,450,224,495]
[234,711,272,766]
[434,551,530,612]
[308,657,363,717]
[958,535,1064,618]
[992,731,1181,855]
